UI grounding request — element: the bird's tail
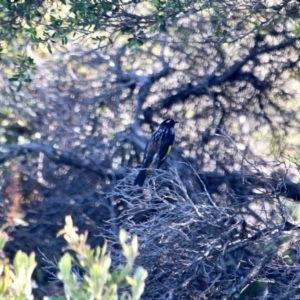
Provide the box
[134,157,154,186]
[134,168,148,186]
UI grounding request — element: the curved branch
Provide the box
[161,36,298,109]
[0,143,112,177]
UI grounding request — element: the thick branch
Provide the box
[0,143,112,177]
[161,37,298,109]
[221,252,276,299]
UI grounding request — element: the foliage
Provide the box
[3,0,299,87]
[0,228,36,300]
[0,0,196,45]
[0,0,197,85]
[57,215,147,300]
[0,0,300,156]
[0,217,147,300]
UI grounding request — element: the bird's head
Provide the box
[160,119,178,128]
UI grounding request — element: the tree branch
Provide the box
[0,143,112,177]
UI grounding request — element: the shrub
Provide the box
[0,216,147,300]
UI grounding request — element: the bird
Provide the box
[134,118,178,186]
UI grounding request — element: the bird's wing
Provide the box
[142,139,157,168]
[157,132,175,167]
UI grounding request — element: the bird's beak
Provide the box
[175,121,179,124]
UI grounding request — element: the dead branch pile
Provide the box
[102,168,300,299]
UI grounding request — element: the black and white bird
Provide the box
[134,118,178,186]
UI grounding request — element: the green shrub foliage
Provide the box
[0,217,147,300]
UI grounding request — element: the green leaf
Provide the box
[293,23,300,36]
[62,36,68,45]
[136,39,144,46]
[131,267,148,300]
[159,21,167,32]
[47,44,53,54]
[119,229,127,244]
[58,253,73,279]
[152,0,161,9]
[17,82,23,92]
[9,76,19,82]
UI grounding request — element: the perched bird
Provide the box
[134,118,178,186]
